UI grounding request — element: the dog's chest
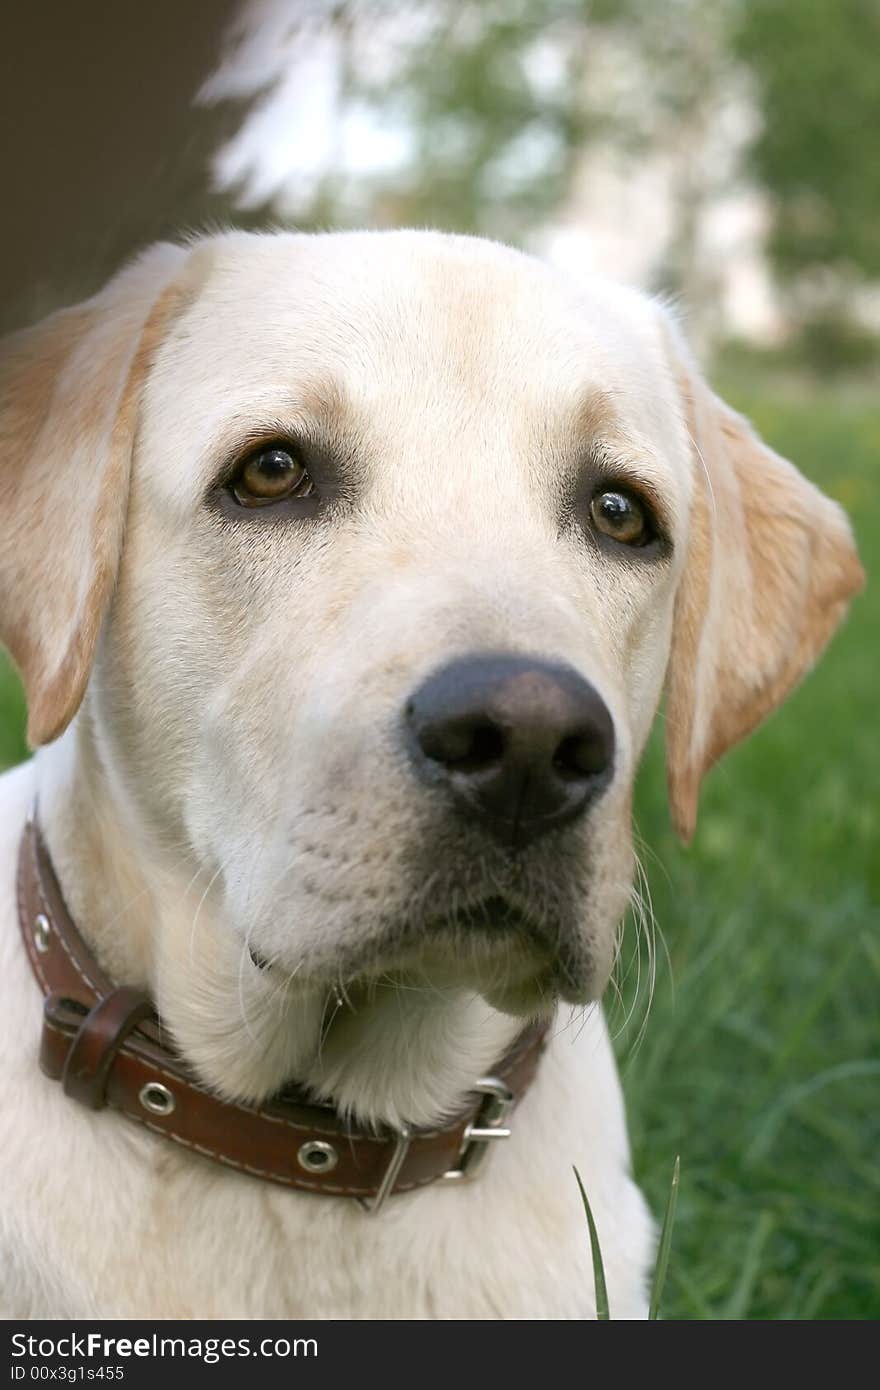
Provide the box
[3,1108,610,1316]
[2,1001,652,1319]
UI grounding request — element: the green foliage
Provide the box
[333,0,592,240]
[576,1154,679,1318]
[791,312,879,376]
[306,0,735,250]
[0,656,26,770]
[648,1155,680,1319]
[735,0,880,283]
[719,330,879,385]
[574,1165,611,1319]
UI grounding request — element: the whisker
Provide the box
[188,864,223,972]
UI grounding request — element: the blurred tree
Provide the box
[737,0,880,281]
[340,0,591,238]
[735,0,880,365]
[322,2,737,239]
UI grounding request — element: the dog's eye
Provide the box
[589,489,653,547]
[230,444,315,508]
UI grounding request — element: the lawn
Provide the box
[0,369,875,1319]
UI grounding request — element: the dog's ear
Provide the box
[0,244,191,746]
[663,321,864,842]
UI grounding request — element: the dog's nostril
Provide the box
[449,721,505,771]
[553,730,611,780]
[419,719,506,771]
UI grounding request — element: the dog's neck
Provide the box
[34,711,192,991]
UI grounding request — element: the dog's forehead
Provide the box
[144,231,686,496]
[181,231,665,392]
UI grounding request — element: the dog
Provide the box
[0,230,862,1318]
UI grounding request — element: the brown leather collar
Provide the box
[17,813,549,1209]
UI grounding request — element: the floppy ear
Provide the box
[0,243,189,746]
[664,324,864,842]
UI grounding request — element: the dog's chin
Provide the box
[267,934,582,1128]
[164,906,596,1126]
[304,972,537,1129]
[479,975,557,1015]
[225,933,559,1127]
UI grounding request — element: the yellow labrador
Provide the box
[0,231,862,1318]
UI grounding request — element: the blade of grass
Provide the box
[649,1154,680,1319]
[573,1165,610,1320]
[669,1262,715,1319]
[745,1058,880,1165]
[721,1211,775,1319]
[799,1266,840,1320]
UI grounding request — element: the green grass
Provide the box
[576,1155,680,1319]
[0,369,875,1318]
[613,373,879,1319]
[574,1165,611,1319]
[0,658,27,770]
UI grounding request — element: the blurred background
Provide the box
[1,0,877,1318]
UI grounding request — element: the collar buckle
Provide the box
[441,1075,514,1184]
[358,1125,413,1215]
[358,1074,514,1215]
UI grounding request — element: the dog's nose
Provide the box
[405,655,615,847]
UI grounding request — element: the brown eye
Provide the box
[231,444,315,507]
[590,489,651,546]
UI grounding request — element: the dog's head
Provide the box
[0,232,862,1123]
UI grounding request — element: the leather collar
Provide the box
[17,813,549,1210]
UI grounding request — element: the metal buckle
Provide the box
[358,1125,412,1216]
[358,1074,513,1214]
[441,1075,514,1184]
